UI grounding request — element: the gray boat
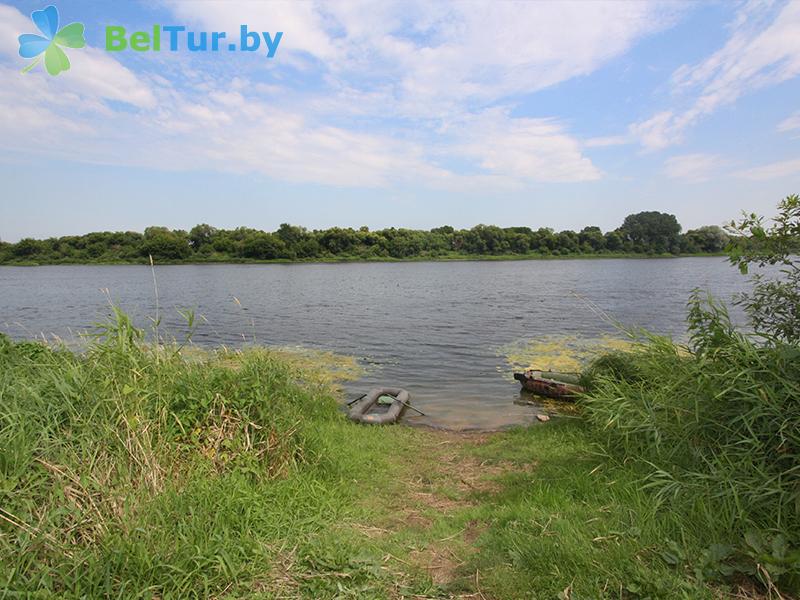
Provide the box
[348,388,410,425]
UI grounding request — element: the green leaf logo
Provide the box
[18,5,86,76]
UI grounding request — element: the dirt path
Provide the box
[343,429,530,599]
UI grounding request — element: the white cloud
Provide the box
[0,63,602,188]
[454,109,602,183]
[0,77,443,187]
[632,1,800,150]
[66,50,157,109]
[664,153,726,182]
[159,1,684,184]
[778,110,800,132]
[630,111,683,151]
[737,157,800,180]
[0,1,688,188]
[584,136,629,148]
[164,0,681,118]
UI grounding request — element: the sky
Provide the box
[1,0,800,242]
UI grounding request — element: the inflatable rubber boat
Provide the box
[348,388,410,425]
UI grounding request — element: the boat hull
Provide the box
[349,387,410,424]
[514,371,584,400]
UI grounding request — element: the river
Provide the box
[0,258,751,429]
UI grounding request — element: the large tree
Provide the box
[619,211,682,254]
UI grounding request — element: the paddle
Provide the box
[346,393,367,407]
[395,396,426,416]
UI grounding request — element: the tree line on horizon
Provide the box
[0,211,732,264]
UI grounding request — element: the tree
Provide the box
[531,228,556,253]
[579,226,606,252]
[276,223,309,248]
[241,232,286,260]
[508,233,531,254]
[684,226,729,253]
[0,216,730,266]
[318,227,359,255]
[619,211,682,254]
[460,225,510,255]
[727,194,800,343]
[554,230,579,254]
[141,227,191,260]
[189,224,217,249]
[604,231,623,252]
[12,238,44,257]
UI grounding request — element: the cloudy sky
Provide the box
[1,0,799,241]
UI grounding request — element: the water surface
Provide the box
[0,258,751,429]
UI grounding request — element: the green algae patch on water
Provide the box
[179,344,364,389]
[499,334,637,376]
[497,335,638,417]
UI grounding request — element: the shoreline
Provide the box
[0,251,726,267]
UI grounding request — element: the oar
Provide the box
[396,397,426,417]
[346,393,367,407]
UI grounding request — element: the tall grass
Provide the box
[580,294,800,592]
[0,310,345,597]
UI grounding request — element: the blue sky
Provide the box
[1,0,799,242]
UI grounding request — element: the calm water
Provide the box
[0,258,751,430]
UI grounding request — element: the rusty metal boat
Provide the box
[513,370,584,400]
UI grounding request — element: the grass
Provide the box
[0,308,793,598]
[460,423,716,599]
[579,297,800,596]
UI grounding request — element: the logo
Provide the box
[18,5,85,76]
[16,5,281,76]
[105,26,282,57]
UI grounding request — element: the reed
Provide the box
[580,293,800,593]
[0,311,347,597]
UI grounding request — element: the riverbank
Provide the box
[2,315,787,599]
[0,251,724,267]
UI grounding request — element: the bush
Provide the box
[727,194,800,344]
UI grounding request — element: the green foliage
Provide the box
[0,212,726,264]
[463,423,716,599]
[188,223,217,250]
[0,310,345,597]
[141,226,192,260]
[11,237,44,257]
[727,194,800,343]
[683,225,730,253]
[580,350,642,388]
[241,231,287,259]
[577,196,800,594]
[3,308,785,597]
[581,295,800,594]
[619,211,682,254]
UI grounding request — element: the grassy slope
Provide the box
[305,421,719,599]
[0,327,756,599]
